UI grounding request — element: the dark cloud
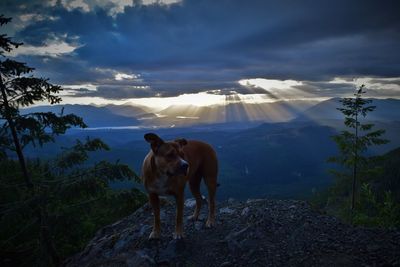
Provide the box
[70,85,154,99]
[2,0,400,100]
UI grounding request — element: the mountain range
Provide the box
[23,98,400,128]
[21,104,140,128]
[21,98,400,199]
[296,98,400,123]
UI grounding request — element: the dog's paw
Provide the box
[149,230,161,240]
[205,218,215,228]
[173,231,185,240]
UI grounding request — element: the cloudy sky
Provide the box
[1,0,400,109]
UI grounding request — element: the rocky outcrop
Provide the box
[64,198,400,267]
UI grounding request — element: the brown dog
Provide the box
[141,133,218,239]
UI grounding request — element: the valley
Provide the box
[22,98,400,200]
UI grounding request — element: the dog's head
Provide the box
[144,133,189,176]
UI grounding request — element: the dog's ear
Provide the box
[175,138,188,147]
[144,133,164,153]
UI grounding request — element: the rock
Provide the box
[225,226,250,240]
[246,198,264,204]
[184,198,197,208]
[64,198,400,267]
[219,207,235,215]
[198,213,207,221]
[241,207,250,216]
[194,222,203,231]
[226,238,241,252]
[185,196,207,208]
[126,250,155,267]
[159,239,186,261]
[224,226,252,253]
[139,224,151,236]
[240,239,258,251]
[228,198,235,203]
[113,236,130,253]
[160,210,166,220]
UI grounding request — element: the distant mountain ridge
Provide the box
[23,109,400,199]
[21,104,140,128]
[102,104,155,118]
[21,98,400,128]
[144,100,319,126]
[296,98,400,123]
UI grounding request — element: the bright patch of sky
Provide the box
[51,76,400,110]
[238,78,303,91]
[63,83,98,91]
[329,77,400,91]
[115,73,139,81]
[122,92,225,110]
[2,0,399,110]
[8,35,81,58]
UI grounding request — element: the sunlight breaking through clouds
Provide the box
[56,76,400,113]
[129,92,225,110]
[1,0,398,105]
[238,78,318,101]
[126,92,300,111]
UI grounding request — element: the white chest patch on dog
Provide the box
[148,174,170,196]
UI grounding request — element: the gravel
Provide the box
[64,198,400,267]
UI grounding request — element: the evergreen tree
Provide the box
[0,16,145,266]
[328,84,389,218]
[0,15,86,186]
[0,15,87,266]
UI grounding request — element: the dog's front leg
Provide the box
[149,193,161,239]
[174,193,185,239]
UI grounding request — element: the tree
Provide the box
[0,139,145,266]
[0,15,88,266]
[328,84,389,217]
[0,15,86,186]
[0,16,145,265]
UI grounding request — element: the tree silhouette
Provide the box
[0,16,144,266]
[0,15,88,265]
[329,84,388,218]
[0,15,86,187]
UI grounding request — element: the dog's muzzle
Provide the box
[167,159,189,177]
[179,159,189,175]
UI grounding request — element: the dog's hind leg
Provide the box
[204,174,217,228]
[188,174,202,221]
